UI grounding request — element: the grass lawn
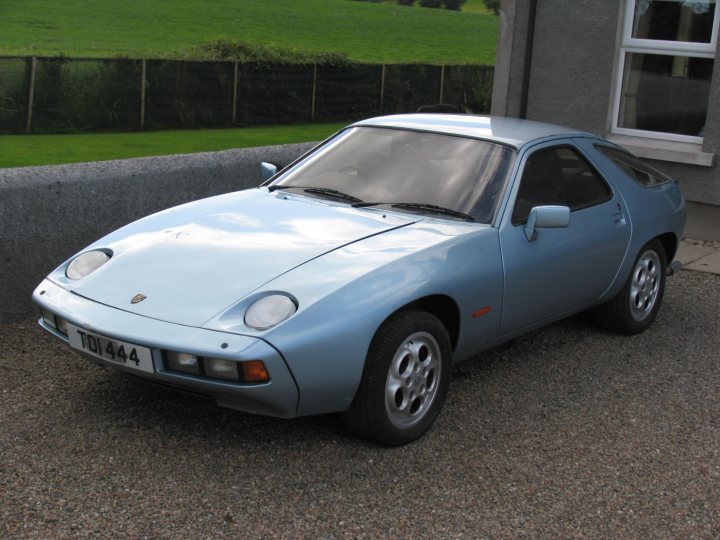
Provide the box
[459,0,495,14]
[0,123,346,168]
[377,0,493,14]
[0,1,498,167]
[0,0,498,65]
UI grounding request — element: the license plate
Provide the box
[67,323,154,374]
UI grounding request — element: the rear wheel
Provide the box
[342,310,451,446]
[594,239,666,335]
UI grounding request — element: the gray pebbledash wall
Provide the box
[492,0,720,238]
[0,142,316,322]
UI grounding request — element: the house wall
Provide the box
[492,0,720,239]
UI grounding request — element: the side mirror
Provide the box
[260,162,278,181]
[524,205,570,241]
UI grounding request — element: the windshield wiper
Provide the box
[268,185,363,204]
[352,201,475,222]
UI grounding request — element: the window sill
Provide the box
[606,134,714,167]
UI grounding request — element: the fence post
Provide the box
[140,59,146,129]
[232,61,239,124]
[439,64,445,104]
[311,63,318,122]
[25,57,37,134]
[380,64,386,114]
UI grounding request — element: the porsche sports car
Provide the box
[33,114,686,445]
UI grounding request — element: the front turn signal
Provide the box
[242,360,269,382]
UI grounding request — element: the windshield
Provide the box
[270,126,515,223]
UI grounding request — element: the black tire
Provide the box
[594,239,667,335]
[342,310,452,446]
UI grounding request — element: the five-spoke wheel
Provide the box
[342,310,451,446]
[594,239,667,334]
[629,249,661,322]
[385,331,442,429]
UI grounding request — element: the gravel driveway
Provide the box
[1,270,718,539]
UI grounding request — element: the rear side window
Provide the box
[512,146,612,224]
[596,145,671,187]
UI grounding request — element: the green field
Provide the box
[0,123,345,168]
[0,0,497,65]
[0,0,497,167]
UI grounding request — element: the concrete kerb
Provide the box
[0,142,317,323]
[677,240,720,275]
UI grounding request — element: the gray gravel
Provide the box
[2,270,719,539]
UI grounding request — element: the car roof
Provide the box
[352,114,596,149]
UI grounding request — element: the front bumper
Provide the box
[32,279,299,418]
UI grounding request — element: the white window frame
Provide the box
[611,0,720,144]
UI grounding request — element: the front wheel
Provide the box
[594,239,667,335]
[342,310,452,446]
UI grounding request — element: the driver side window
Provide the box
[512,146,612,224]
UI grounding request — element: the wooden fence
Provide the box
[0,57,494,134]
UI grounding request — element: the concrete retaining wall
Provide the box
[0,142,316,322]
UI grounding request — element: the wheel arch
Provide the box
[655,232,678,263]
[391,294,461,351]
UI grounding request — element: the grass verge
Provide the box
[0,0,498,64]
[0,124,346,168]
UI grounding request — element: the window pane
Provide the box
[618,52,712,136]
[277,127,515,223]
[596,145,672,186]
[631,0,716,43]
[512,147,611,224]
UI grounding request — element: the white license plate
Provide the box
[67,323,154,374]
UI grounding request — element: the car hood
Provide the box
[60,189,416,327]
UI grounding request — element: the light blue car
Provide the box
[33,114,686,445]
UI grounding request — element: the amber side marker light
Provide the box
[242,360,270,382]
[472,306,492,318]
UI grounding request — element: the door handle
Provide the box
[612,203,625,224]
